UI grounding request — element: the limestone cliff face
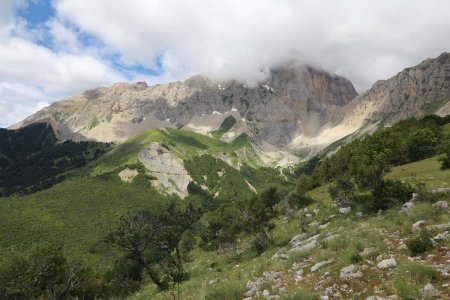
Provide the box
[343,52,450,126]
[11,53,450,156]
[138,143,192,198]
[11,65,357,153]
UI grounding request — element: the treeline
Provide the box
[0,123,111,196]
[0,123,57,167]
[293,115,450,212]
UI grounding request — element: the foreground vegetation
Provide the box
[129,156,450,299]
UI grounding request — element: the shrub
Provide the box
[406,232,433,255]
[103,258,142,297]
[439,141,450,169]
[252,232,269,254]
[329,177,356,206]
[353,193,377,213]
[406,129,437,161]
[440,156,450,169]
[0,246,102,300]
[286,191,313,210]
[371,180,415,211]
[350,253,363,264]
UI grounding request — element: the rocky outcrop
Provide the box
[138,143,192,198]
[342,52,450,127]
[376,258,397,269]
[339,265,363,280]
[118,168,138,183]
[420,283,440,298]
[311,259,334,272]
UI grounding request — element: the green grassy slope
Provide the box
[211,115,237,139]
[3,115,448,299]
[0,126,286,273]
[128,155,450,299]
[0,173,169,269]
[442,122,450,136]
[92,128,251,176]
[386,156,450,189]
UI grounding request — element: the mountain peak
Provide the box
[10,53,450,158]
[11,64,357,155]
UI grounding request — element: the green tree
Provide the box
[406,129,438,161]
[329,176,356,205]
[105,202,202,290]
[105,210,167,289]
[240,187,281,254]
[0,245,97,300]
[201,203,242,250]
[439,141,450,169]
[295,174,316,195]
[287,174,315,232]
[350,152,389,189]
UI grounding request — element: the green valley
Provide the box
[0,114,449,299]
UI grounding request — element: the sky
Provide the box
[1,0,450,128]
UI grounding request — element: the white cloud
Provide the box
[0,82,48,127]
[0,2,126,127]
[2,0,450,127]
[0,36,125,127]
[56,0,450,90]
[47,19,80,52]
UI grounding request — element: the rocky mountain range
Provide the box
[10,52,450,160]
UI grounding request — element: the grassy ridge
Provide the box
[386,156,450,189]
[166,128,250,155]
[92,127,251,176]
[92,129,165,175]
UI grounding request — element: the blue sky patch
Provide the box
[14,0,163,80]
[16,0,55,27]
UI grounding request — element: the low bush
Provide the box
[371,180,415,210]
[406,232,433,256]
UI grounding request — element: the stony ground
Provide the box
[129,160,450,300]
[241,194,450,300]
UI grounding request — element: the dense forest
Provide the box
[0,123,111,196]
